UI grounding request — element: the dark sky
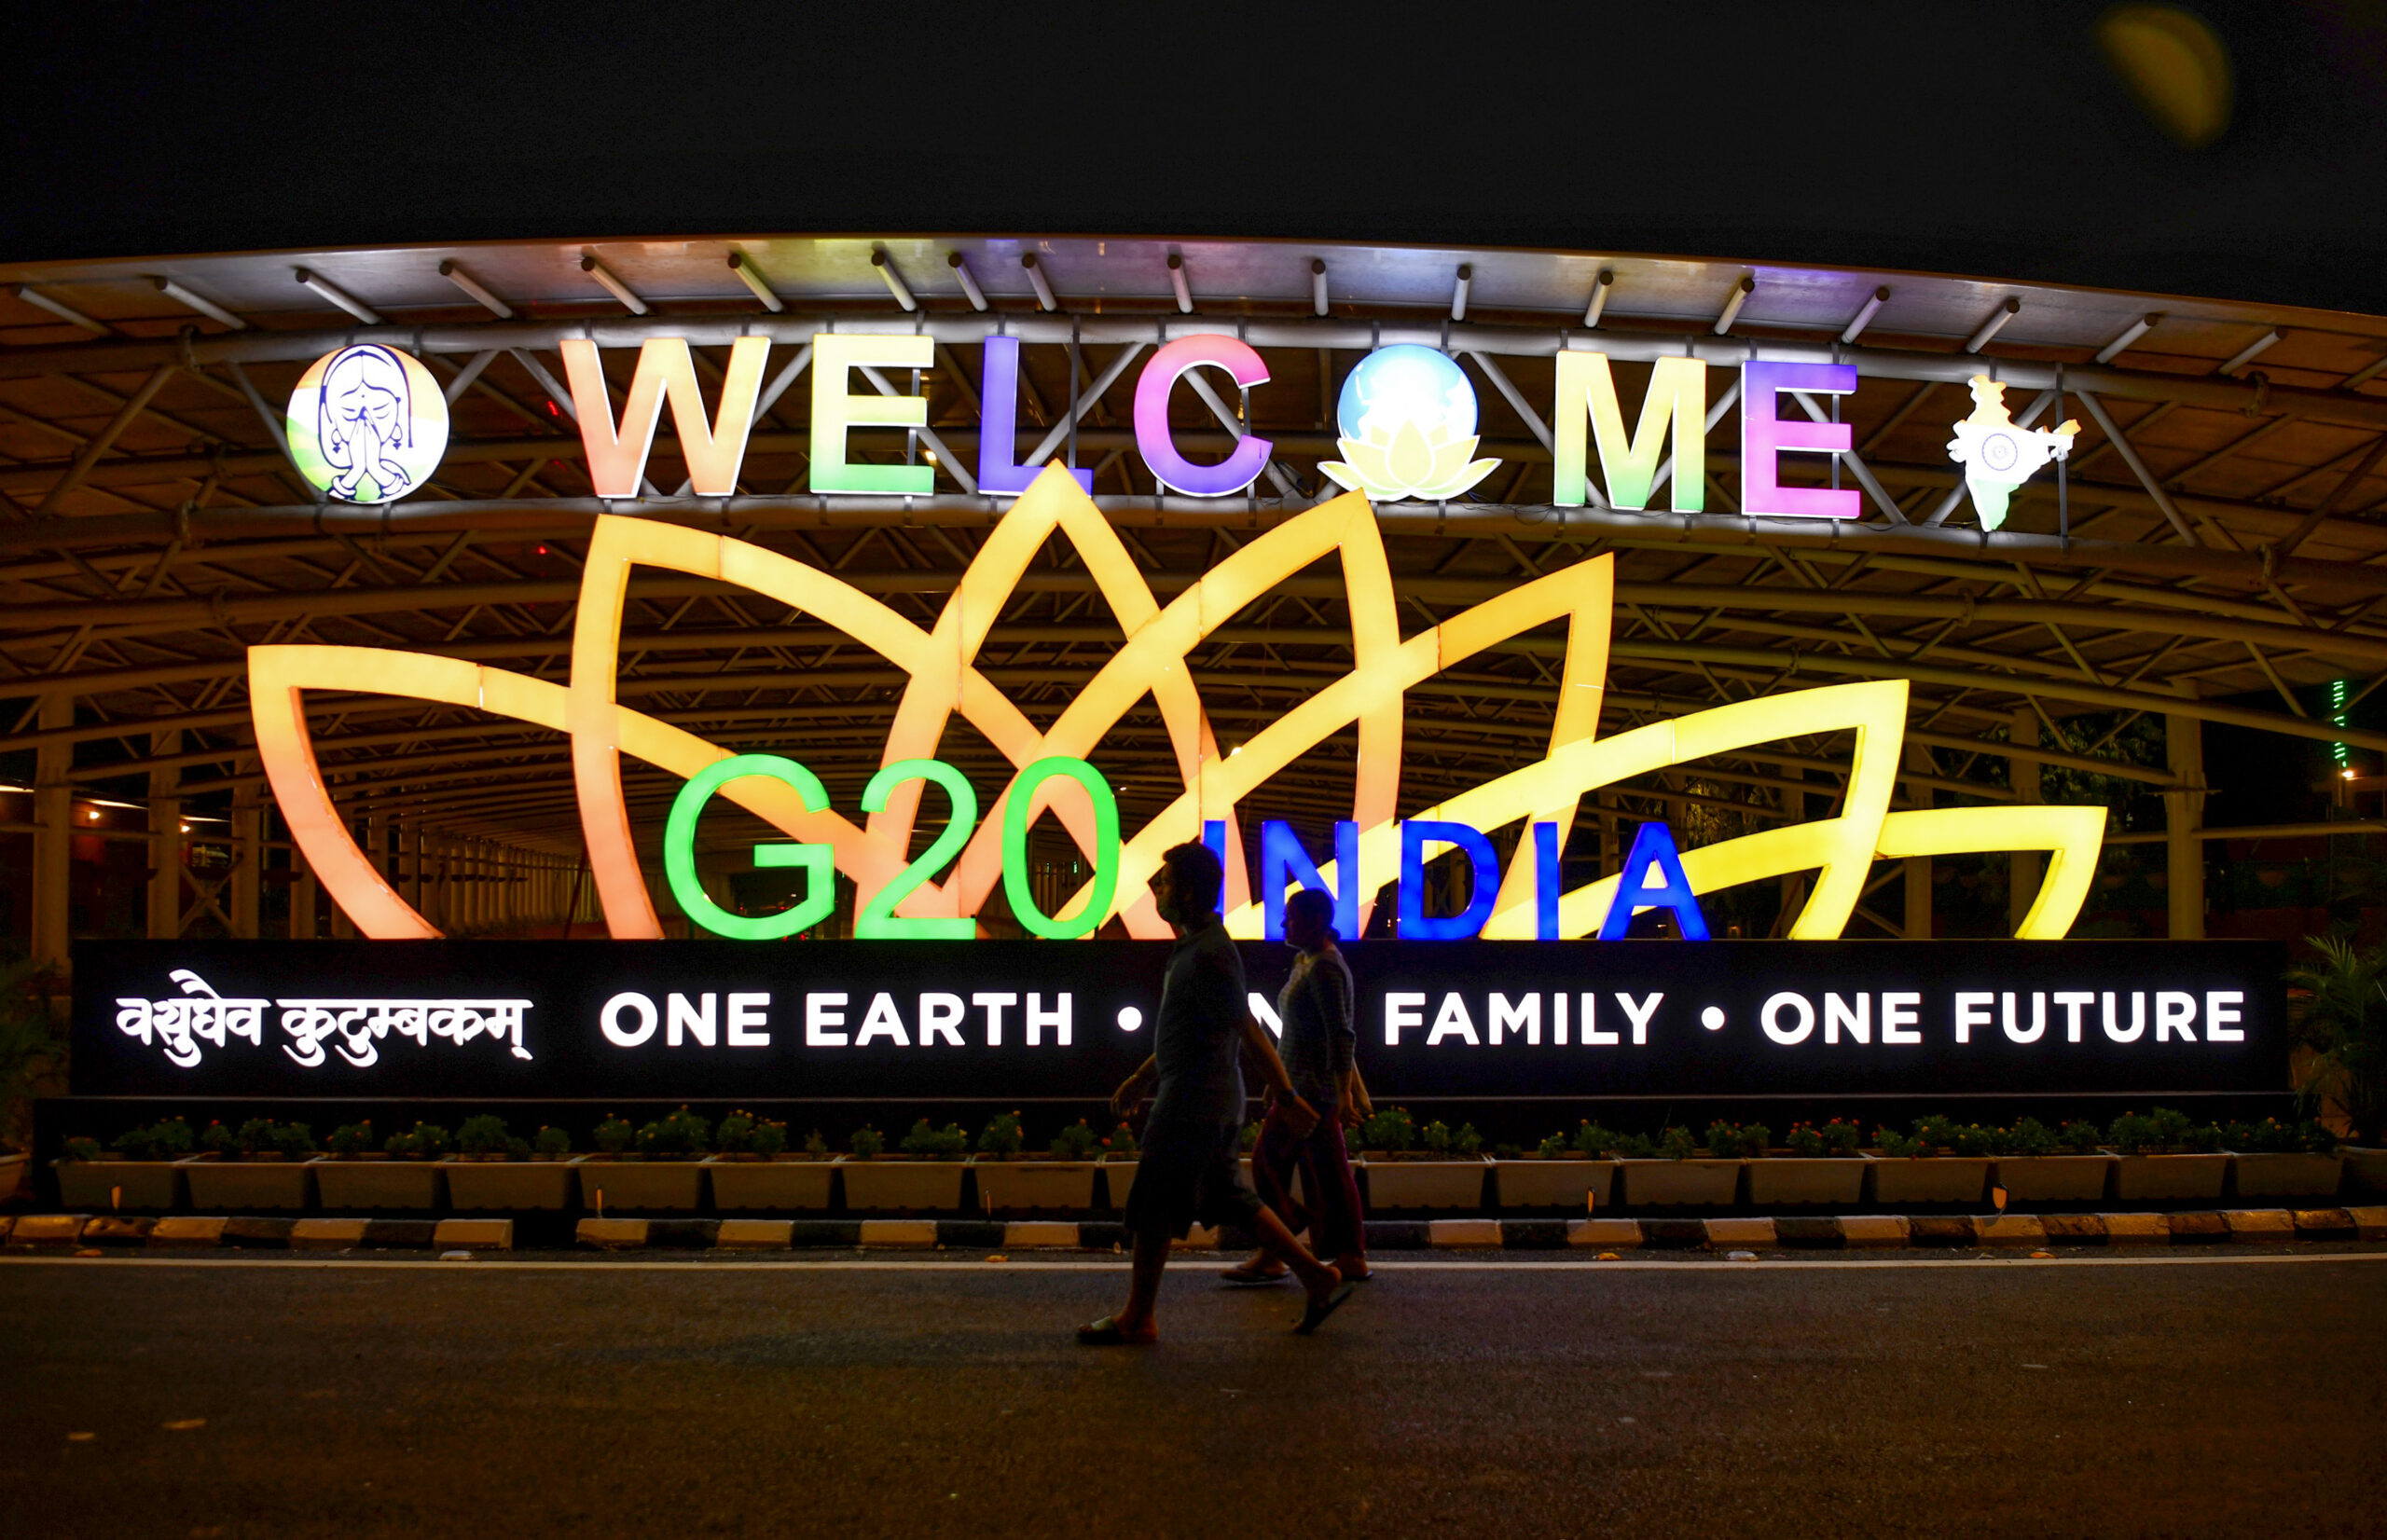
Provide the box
[6,1,2385,313]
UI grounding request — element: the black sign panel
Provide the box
[71,938,2287,1102]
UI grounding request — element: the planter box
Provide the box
[1868,1157,1990,1206]
[1618,1159,1742,1207]
[1359,1158,1490,1212]
[2112,1153,2228,1202]
[1491,1159,1615,1212]
[439,1159,576,1211]
[1746,1157,1869,1207]
[1994,1155,2116,1203]
[571,1157,706,1213]
[971,1159,1099,1215]
[55,1159,182,1211]
[1099,1159,1138,1210]
[704,1156,836,1212]
[838,1158,968,1213]
[2229,1151,2343,1199]
[2344,1147,2387,1194]
[310,1159,443,1210]
[179,1157,312,1211]
[0,1151,24,1202]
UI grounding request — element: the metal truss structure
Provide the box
[5,235,2386,956]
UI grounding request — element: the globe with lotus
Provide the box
[1320,344,1500,502]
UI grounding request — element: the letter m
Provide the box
[561,337,770,497]
[1552,352,1706,512]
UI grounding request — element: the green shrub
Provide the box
[2106,1111,2158,1154]
[1948,1122,1996,1159]
[1421,1120,1453,1154]
[505,1136,533,1160]
[1101,1121,1138,1157]
[533,1125,573,1158]
[1536,1132,1570,1160]
[802,1128,830,1158]
[714,1112,757,1154]
[326,1121,376,1157]
[1240,1121,1262,1151]
[1049,1120,1099,1159]
[456,1115,510,1156]
[233,1117,278,1156]
[63,1135,101,1162]
[977,1111,1026,1156]
[266,1122,316,1158]
[593,1116,635,1154]
[1358,1106,1416,1152]
[2058,1120,2103,1154]
[1658,1126,1697,1161]
[750,1119,789,1158]
[1492,1142,1523,1161]
[118,1119,193,1161]
[2150,1107,2192,1148]
[200,1121,236,1156]
[2002,1118,2058,1158]
[1876,1125,1925,1159]
[850,1124,887,1158]
[1818,1119,1861,1154]
[637,1107,711,1157]
[899,1119,967,1158]
[1785,1122,1826,1159]
[1571,1121,1621,1158]
[1703,1120,1740,1157]
[1451,1122,1483,1156]
[1613,1131,1660,1159]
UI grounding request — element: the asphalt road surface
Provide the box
[4,1251,2383,1539]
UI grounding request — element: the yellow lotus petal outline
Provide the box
[252,468,2103,943]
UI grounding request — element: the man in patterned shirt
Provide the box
[1224,887,1371,1286]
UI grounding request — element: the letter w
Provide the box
[1552,352,1706,512]
[562,337,770,496]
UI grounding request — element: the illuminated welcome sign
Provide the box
[248,473,2104,942]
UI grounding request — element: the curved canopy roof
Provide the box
[6,233,2387,904]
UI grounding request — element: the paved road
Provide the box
[4,1252,2383,1539]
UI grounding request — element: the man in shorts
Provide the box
[1223,886,1370,1286]
[1078,841,1356,1344]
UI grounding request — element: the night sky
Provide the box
[4,3,2384,311]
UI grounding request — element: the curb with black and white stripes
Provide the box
[10,1208,2384,1254]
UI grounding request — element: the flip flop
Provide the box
[1220,1262,1291,1286]
[1293,1281,1358,1336]
[1077,1314,1158,1346]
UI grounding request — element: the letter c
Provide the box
[1134,336,1273,497]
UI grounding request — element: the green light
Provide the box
[2332,679,2351,770]
[1001,757,1119,940]
[664,754,835,940]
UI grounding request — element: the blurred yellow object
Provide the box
[2099,5,2233,147]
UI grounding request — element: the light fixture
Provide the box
[1712,274,1755,337]
[2093,311,2161,364]
[438,259,514,319]
[871,248,917,312]
[579,253,649,316]
[1451,264,1472,322]
[2343,768,2358,781]
[1841,285,1891,345]
[2219,328,2280,376]
[946,252,988,311]
[1581,268,1614,328]
[1021,253,1057,312]
[1311,258,1329,317]
[1965,296,2021,353]
[151,277,246,330]
[1166,252,1193,314]
[728,252,784,313]
[9,283,108,335]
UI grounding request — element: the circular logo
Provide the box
[1336,343,1479,444]
[1980,429,2020,474]
[284,345,449,504]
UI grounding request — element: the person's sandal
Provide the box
[1293,1281,1358,1336]
[1220,1260,1290,1286]
[1076,1314,1158,1346]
